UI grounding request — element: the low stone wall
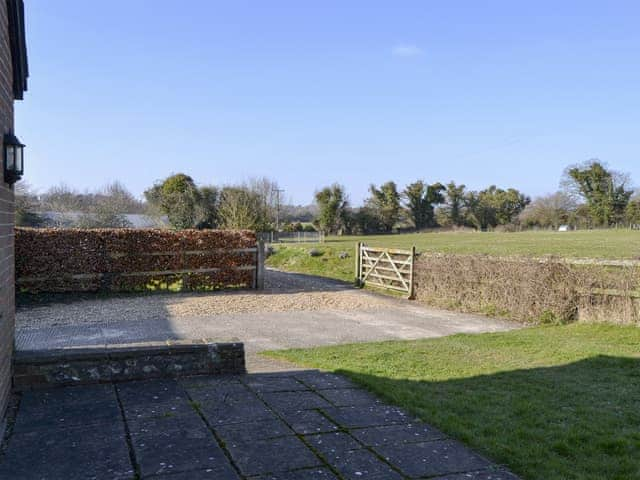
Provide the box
[13,340,245,390]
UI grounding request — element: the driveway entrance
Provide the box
[16,270,517,371]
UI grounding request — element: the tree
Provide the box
[37,181,143,228]
[463,191,490,230]
[248,177,281,228]
[563,160,633,226]
[626,197,640,225]
[145,174,202,229]
[214,178,281,231]
[573,204,593,229]
[518,192,577,229]
[282,222,304,233]
[403,181,445,230]
[95,181,143,214]
[465,186,530,230]
[15,182,44,227]
[40,184,83,226]
[493,187,531,225]
[350,206,383,234]
[280,204,317,224]
[442,182,466,226]
[76,182,136,228]
[367,181,401,232]
[216,186,266,230]
[40,184,87,227]
[196,185,218,229]
[314,184,349,234]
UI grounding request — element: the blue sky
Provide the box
[17,1,640,205]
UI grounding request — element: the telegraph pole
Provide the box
[275,188,284,232]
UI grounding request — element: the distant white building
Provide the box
[123,213,169,228]
[38,211,169,228]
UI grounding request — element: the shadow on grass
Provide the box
[329,355,640,480]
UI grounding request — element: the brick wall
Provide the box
[0,0,15,421]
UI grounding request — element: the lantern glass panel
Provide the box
[6,145,14,170]
[15,146,22,173]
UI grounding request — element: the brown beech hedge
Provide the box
[15,228,258,293]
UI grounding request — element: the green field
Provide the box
[266,230,640,283]
[265,324,640,480]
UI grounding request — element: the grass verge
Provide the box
[267,245,355,283]
[264,324,640,480]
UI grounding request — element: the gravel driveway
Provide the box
[16,269,518,371]
[18,270,402,328]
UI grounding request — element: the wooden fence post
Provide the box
[354,242,362,287]
[408,245,416,300]
[180,242,188,292]
[256,240,265,289]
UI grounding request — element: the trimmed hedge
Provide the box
[16,228,258,293]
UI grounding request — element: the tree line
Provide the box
[143,174,285,230]
[313,181,531,234]
[16,159,640,232]
[520,160,639,229]
[16,181,145,228]
[16,175,301,231]
[314,160,639,234]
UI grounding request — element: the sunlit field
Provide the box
[266,230,640,283]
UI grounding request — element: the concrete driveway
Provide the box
[16,270,518,371]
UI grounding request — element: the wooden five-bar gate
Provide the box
[355,243,416,298]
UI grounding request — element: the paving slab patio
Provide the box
[6,271,523,478]
[0,370,519,480]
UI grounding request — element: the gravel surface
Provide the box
[17,269,400,329]
[16,269,519,373]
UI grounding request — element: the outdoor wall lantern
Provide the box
[4,132,24,185]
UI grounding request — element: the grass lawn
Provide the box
[266,230,640,283]
[267,243,356,282]
[265,324,640,480]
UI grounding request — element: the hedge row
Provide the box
[15,228,258,293]
[413,254,640,324]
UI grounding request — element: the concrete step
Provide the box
[13,340,245,390]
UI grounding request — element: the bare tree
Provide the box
[518,192,578,229]
[40,181,140,228]
[15,182,44,227]
[40,184,83,226]
[247,177,281,227]
[97,181,145,214]
[217,186,266,230]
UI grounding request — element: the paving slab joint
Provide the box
[114,384,141,480]
[181,384,246,479]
